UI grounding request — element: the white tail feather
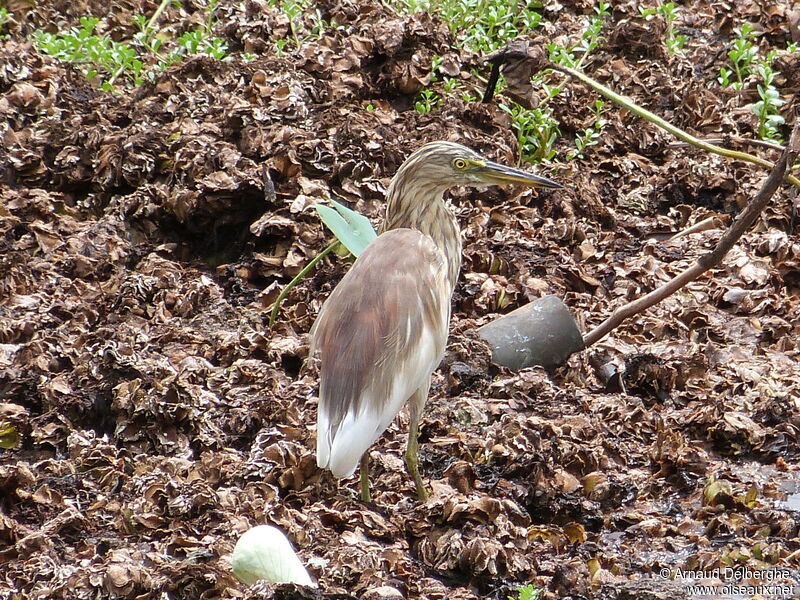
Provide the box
[316,326,441,478]
[316,405,332,469]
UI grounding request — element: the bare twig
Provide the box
[667,136,785,153]
[478,41,800,188]
[552,64,800,190]
[668,216,721,241]
[583,122,800,348]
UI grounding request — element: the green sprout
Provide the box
[32,0,228,91]
[567,99,608,160]
[269,200,377,326]
[414,88,439,114]
[397,0,544,55]
[500,90,561,164]
[750,59,786,142]
[573,0,610,69]
[33,17,145,90]
[640,2,688,54]
[508,584,543,600]
[719,23,758,90]
[0,8,13,37]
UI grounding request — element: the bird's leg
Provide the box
[406,423,427,501]
[359,453,371,502]
[406,383,430,501]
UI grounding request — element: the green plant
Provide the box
[398,0,543,55]
[270,0,335,48]
[315,199,377,257]
[414,88,439,114]
[131,4,184,74]
[713,24,787,142]
[567,99,608,160]
[33,17,145,90]
[460,1,543,54]
[553,62,800,189]
[442,77,459,93]
[500,87,561,163]
[659,2,688,54]
[309,8,331,38]
[718,23,758,90]
[548,0,611,69]
[132,14,162,55]
[413,55,481,115]
[0,8,13,37]
[397,1,548,134]
[175,0,228,60]
[32,0,228,91]
[269,200,377,326]
[204,0,220,35]
[750,58,786,142]
[573,1,610,68]
[639,2,688,54]
[428,54,444,82]
[547,42,574,69]
[508,584,543,600]
[177,29,227,59]
[278,0,305,45]
[130,0,174,61]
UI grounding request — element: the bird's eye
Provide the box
[453,158,468,170]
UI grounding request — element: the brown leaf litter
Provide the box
[2,0,800,599]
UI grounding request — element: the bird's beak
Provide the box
[475,160,563,189]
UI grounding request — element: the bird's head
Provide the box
[397,141,563,191]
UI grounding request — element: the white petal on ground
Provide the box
[231,525,316,587]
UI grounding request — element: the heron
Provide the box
[311,141,561,501]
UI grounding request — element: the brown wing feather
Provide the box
[310,228,451,439]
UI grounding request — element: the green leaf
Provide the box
[0,423,19,449]
[508,584,543,600]
[315,199,377,257]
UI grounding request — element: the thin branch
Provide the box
[553,64,800,190]
[668,216,720,241]
[667,136,785,153]
[583,122,800,348]
[146,0,173,33]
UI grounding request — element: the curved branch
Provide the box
[554,64,800,190]
[583,122,800,347]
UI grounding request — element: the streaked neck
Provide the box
[380,170,462,290]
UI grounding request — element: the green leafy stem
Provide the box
[268,199,377,326]
[268,240,339,326]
